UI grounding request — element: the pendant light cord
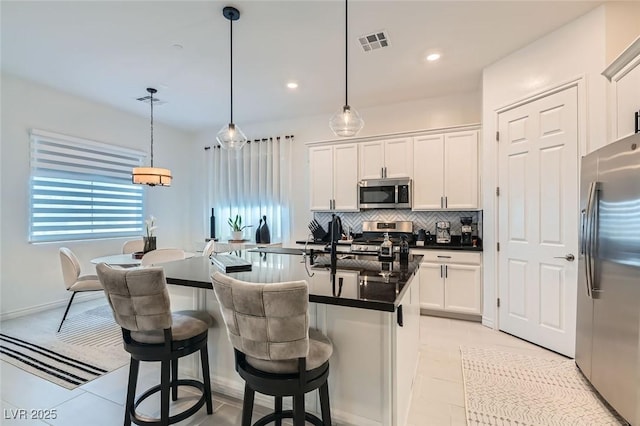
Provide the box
[229,17,234,125]
[149,88,155,167]
[344,0,348,108]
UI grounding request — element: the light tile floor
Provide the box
[1,305,565,426]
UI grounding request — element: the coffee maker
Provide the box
[460,216,473,246]
[436,221,451,244]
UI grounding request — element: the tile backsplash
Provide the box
[313,210,483,237]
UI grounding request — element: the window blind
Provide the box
[29,129,146,243]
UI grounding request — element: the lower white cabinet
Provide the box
[417,250,482,315]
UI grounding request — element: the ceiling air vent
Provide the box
[136,94,166,106]
[358,31,389,52]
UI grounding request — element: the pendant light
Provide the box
[217,6,247,150]
[132,88,172,186]
[329,0,364,137]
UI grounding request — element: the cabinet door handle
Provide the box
[437,255,451,259]
[444,265,448,278]
[440,265,443,278]
[384,167,387,178]
[440,196,444,209]
[445,196,448,208]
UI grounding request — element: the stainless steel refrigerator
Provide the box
[576,131,640,425]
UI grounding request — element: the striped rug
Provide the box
[461,346,626,425]
[0,304,129,389]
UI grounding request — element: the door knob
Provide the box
[554,254,575,262]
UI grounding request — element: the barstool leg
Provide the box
[274,396,283,426]
[160,360,170,425]
[125,358,139,426]
[293,393,305,426]
[241,383,255,426]
[319,381,332,425]
[171,359,178,401]
[200,345,213,414]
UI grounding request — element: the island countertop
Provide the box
[161,250,422,312]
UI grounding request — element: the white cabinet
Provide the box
[413,130,478,210]
[359,137,413,180]
[309,143,359,211]
[418,250,482,315]
[603,37,640,141]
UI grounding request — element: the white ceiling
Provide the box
[1,1,603,133]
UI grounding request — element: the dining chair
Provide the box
[58,247,104,332]
[140,248,185,267]
[121,239,144,254]
[211,271,332,426]
[202,240,216,257]
[96,263,213,426]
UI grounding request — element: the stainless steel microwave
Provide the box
[358,178,411,209]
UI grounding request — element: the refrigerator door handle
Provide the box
[583,181,596,298]
[588,182,601,295]
[580,209,587,255]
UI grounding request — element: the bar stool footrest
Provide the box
[131,379,208,426]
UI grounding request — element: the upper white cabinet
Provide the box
[413,130,479,210]
[359,137,413,180]
[603,37,640,141]
[309,143,359,212]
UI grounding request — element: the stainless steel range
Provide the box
[350,221,414,253]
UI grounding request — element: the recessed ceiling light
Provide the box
[426,53,441,62]
[287,82,299,89]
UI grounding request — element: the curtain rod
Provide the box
[204,134,294,150]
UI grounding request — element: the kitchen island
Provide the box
[161,250,422,426]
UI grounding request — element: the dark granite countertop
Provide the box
[162,250,422,312]
[295,239,483,252]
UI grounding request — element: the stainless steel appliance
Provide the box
[358,178,411,209]
[435,221,451,244]
[350,221,413,253]
[576,132,640,425]
[460,216,473,246]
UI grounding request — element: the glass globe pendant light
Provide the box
[132,87,172,186]
[217,6,247,150]
[329,0,364,137]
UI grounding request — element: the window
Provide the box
[29,129,146,243]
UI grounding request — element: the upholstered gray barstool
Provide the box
[211,271,332,426]
[96,263,213,426]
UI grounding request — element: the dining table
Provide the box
[90,252,195,267]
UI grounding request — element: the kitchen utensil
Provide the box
[308,220,328,241]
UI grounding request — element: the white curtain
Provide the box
[205,136,292,243]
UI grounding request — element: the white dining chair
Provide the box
[140,248,186,267]
[121,239,144,254]
[58,247,104,332]
[202,240,216,257]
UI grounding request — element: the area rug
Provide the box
[0,304,129,389]
[460,346,626,426]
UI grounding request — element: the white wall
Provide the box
[0,74,196,317]
[189,91,482,246]
[480,6,609,327]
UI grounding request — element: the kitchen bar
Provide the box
[161,250,423,426]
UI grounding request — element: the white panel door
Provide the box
[359,141,385,180]
[332,143,359,211]
[444,131,478,209]
[309,146,333,211]
[412,134,445,210]
[498,86,579,357]
[384,137,413,178]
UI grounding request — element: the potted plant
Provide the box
[228,214,251,241]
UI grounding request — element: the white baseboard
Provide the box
[482,315,495,329]
[0,292,103,322]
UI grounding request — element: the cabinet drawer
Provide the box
[416,250,481,265]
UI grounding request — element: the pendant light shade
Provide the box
[132,87,172,186]
[330,0,364,137]
[217,6,247,150]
